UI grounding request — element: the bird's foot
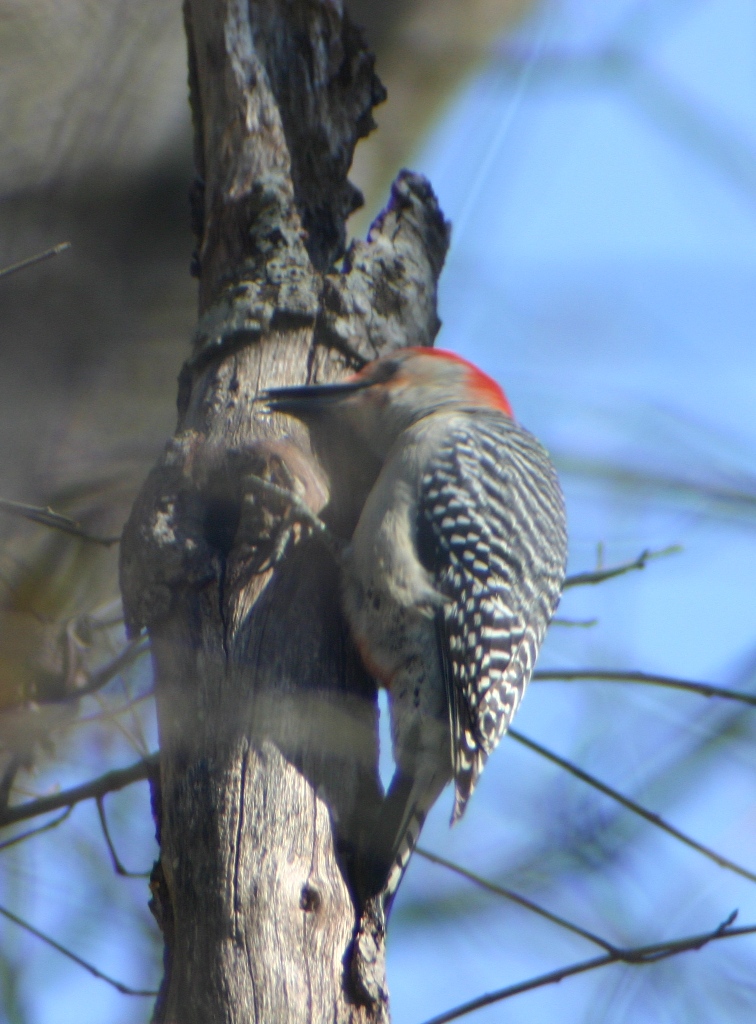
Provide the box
[243,473,344,569]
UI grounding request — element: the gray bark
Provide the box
[119,1,449,1021]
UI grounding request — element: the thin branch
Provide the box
[508,729,756,884]
[74,636,151,699]
[495,42,756,207]
[96,797,151,878]
[0,901,158,997]
[418,914,755,1024]
[623,58,756,206]
[90,697,151,759]
[556,454,756,521]
[0,808,72,852]
[0,242,71,281]
[76,598,124,634]
[415,847,617,952]
[0,755,157,829]
[0,755,21,812]
[0,497,120,546]
[533,669,756,707]
[75,690,154,727]
[551,617,599,628]
[563,546,680,589]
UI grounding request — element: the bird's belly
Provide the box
[343,575,434,690]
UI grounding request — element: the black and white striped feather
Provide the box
[418,411,568,822]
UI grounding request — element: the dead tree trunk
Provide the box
[119,1,449,1021]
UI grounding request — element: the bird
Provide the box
[263,346,568,905]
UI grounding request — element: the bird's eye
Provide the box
[371,360,402,385]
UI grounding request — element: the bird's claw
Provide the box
[243,474,343,569]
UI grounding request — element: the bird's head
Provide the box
[263,347,513,458]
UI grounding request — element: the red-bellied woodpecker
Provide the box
[264,347,567,902]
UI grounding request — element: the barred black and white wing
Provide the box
[419,412,567,822]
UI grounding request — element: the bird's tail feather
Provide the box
[360,768,447,915]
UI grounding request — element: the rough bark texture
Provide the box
[119,2,450,1021]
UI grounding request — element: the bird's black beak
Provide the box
[261,359,399,416]
[261,377,371,416]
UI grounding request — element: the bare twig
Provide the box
[0,808,72,852]
[563,546,680,589]
[0,755,21,812]
[496,42,756,206]
[508,730,756,884]
[74,636,151,699]
[75,691,154,727]
[74,599,125,637]
[0,497,120,545]
[556,455,756,520]
[551,617,599,628]
[0,242,71,281]
[418,913,755,1024]
[415,847,617,952]
[96,796,151,878]
[91,696,151,759]
[533,669,756,707]
[0,901,158,997]
[0,755,157,829]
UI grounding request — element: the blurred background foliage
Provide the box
[1,0,755,1022]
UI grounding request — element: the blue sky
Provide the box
[385,2,756,1022]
